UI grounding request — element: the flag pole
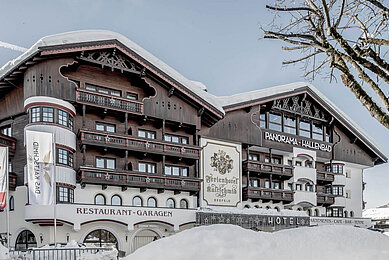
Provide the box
[5,147,10,250]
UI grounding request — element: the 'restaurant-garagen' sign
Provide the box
[201,138,242,207]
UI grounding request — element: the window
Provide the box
[248,154,259,161]
[127,92,138,100]
[327,186,344,196]
[31,107,41,122]
[138,129,156,139]
[180,199,188,209]
[325,127,332,142]
[96,157,115,169]
[166,198,175,208]
[272,182,280,190]
[15,230,37,251]
[299,120,311,138]
[147,197,157,207]
[251,179,259,187]
[165,165,188,177]
[0,125,12,137]
[85,83,121,98]
[283,115,296,134]
[350,211,354,218]
[58,109,71,128]
[269,112,282,131]
[327,208,343,217]
[312,122,323,141]
[96,123,116,133]
[9,196,14,211]
[164,134,189,144]
[42,107,54,122]
[94,194,106,205]
[325,164,344,174]
[111,195,122,206]
[306,184,313,192]
[57,148,73,167]
[84,229,118,249]
[139,162,156,173]
[296,184,302,191]
[133,196,142,206]
[287,160,293,166]
[288,183,293,190]
[259,111,266,128]
[57,186,74,203]
[264,180,270,189]
[295,161,302,166]
[305,161,313,168]
[265,156,281,164]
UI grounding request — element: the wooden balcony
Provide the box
[244,161,293,178]
[76,88,143,115]
[317,193,335,205]
[9,172,17,191]
[80,129,200,159]
[317,171,335,183]
[243,187,293,203]
[0,133,16,155]
[78,167,201,194]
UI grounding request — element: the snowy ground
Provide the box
[124,224,389,260]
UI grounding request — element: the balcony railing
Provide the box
[244,161,293,177]
[317,193,335,205]
[243,187,294,202]
[317,171,335,182]
[76,88,143,114]
[80,129,200,159]
[0,133,16,153]
[78,167,201,193]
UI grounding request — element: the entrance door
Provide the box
[132,229,160,253]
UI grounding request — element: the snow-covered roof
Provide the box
[0,30,223,115]
[217,82,387,163]
[363,207,389,221]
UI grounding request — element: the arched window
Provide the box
[307,209,312,216]
[266,206,271,210]
[94,194,106,205]
[166,198,175,208]
[350,211,354,218]
[244,205,251,208]
[315,209,320,216]
[254,205,259,208]
[147,197,157,207]
[180,199,188,209]
[274,206,280,212]
[84,229,118,249]
[344,211,348,218]
[111,195,122,206]
[9,196,14,211]
[15,230,37,251]
[297,208,302,211]
[133,196,142,206]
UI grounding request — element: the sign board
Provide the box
[201,138,242,207]
[310,217,371,228]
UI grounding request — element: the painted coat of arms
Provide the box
[210,150,233,175]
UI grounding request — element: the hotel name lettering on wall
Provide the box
[76,207,173,218]
[264,132,332,152]
[202,139,242,207]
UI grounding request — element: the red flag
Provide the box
[0,147,8,209]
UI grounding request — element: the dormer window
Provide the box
[269,112,282,131]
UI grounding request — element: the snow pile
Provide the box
[124,224,389,260]
[363,208,389,221]
[0,244,9,260]
[77,248,117,260]
[198,206,308,217]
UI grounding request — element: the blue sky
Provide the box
[1,0,388,208]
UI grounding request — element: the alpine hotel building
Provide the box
[0,31,386,256]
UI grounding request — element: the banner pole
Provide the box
[6,147,9,250]
[53,134,57,251]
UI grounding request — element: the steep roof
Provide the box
[217,82,387,164]
[0,30,224,117]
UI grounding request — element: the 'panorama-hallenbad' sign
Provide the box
[201,138,242,207]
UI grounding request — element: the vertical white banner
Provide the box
[26,130,54,205]
[0,147,8,209]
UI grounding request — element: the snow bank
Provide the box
[124,224,389,260]
[0,244,9,260]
